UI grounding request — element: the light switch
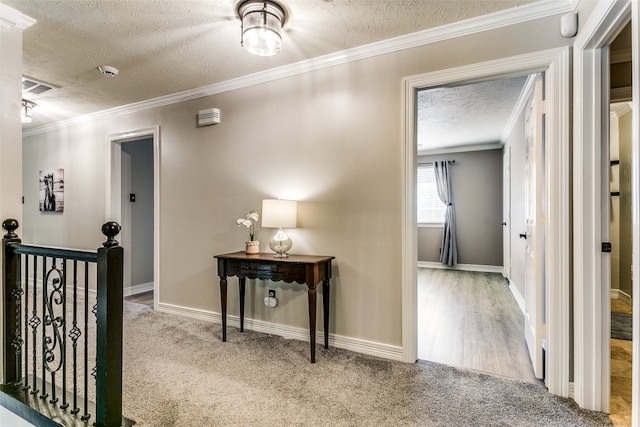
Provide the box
[130,194,136,202]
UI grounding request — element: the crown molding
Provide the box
[0,3,36,30]
[501,73,537,143]
[23,0,572,137]
[418,142,502,156]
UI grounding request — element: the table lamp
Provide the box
[261,199,297,257]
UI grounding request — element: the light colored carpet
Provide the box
[121,302,612,427]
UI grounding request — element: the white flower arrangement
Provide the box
[236,210,259,241]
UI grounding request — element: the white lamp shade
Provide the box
[261,199,297,228]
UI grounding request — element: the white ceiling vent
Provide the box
[198,108,220,126]
[22,77,57,96]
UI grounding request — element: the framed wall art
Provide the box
[39,169,64,212]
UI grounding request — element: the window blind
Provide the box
[417,163,446,223]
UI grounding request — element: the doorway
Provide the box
[120,138,154,306]
[572,0,635,415]
[106,126,160,310]
[414,73,542,383]
[608,20,633,427]
[609,102,633,426]
[402,47,571,397]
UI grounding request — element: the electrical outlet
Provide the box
[268,289,276,298]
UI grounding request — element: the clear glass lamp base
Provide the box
[269,228,292,257]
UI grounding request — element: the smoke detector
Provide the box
[98,65,119,77]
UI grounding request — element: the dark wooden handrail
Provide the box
[1,218,127,427]
[10,244,98,262]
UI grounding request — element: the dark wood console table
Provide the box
[214,252,335,363]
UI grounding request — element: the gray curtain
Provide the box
[434,161,457,266]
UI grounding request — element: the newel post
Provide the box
[96,222,123,427]
[2,218,22,385]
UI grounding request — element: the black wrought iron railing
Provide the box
[1,219,128,427]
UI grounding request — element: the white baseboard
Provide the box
[610,288,632,306]
[27,277,145,300]
[157,302,404,362]
[27,276,152,299]
[509,280,526,315]
[417,261,503,274]
[24,277,97,300]
[124,282,154,297]
[568,381,574,399]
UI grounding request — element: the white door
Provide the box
[121,151,132,291]
[524,74,546,380]
[503,147,511,279]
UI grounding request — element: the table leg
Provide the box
[323,279,330,349]
[239,277,246,332]
[308,286,317,363]
[220,277,227,342]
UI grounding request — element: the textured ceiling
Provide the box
[417,75,530,153]
[5,0,542,145]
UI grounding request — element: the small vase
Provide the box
[245,240,259,254]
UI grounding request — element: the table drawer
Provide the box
[229,261,307,283]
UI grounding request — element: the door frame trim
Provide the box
[105,126,161,311]
[401,47,571,398]
[632,3,639,423]
[572,0,631,412]
[503,146,511,280]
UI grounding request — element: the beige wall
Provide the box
[20,15,572,350]
[610,113,620,293]
[417,149,503,267]
[1,14,26,384]
[618,109,633,298]
[0,25,23,226]
[22,123,107,250]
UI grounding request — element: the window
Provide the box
[417,163,446,224]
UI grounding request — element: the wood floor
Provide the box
[610,298,632,427]
[417,268,537,383]
[124,290,153,307]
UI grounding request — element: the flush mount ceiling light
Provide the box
[21,99,36,123]
[237,0,286,56]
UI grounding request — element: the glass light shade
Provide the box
[262,199,297,257]
[21,99,36,123]
[238,0,285,56]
